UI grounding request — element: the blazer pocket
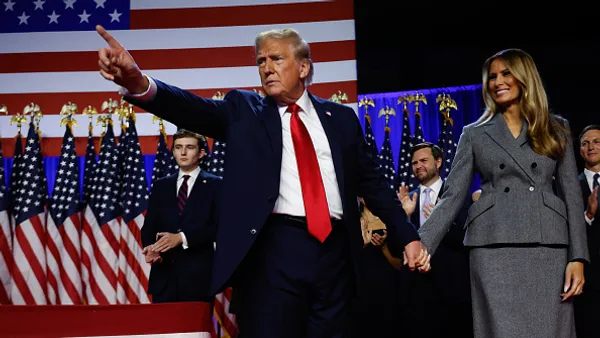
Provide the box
[542,191,567,221]
[465,195,495,229]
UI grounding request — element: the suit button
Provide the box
[499,164,505,169]
[250,229,257,235]
[529,186,535,192]
[531,162,537,169]
[504,187,510,193]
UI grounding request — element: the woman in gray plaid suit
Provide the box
[418,48,589,338]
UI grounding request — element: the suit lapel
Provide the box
[409,188,421,228]
[484,114,535,182]
[256,96,283,172]
[309,92,345,208]
[580,172,591,207]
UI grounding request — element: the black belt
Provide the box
[269,214,344,227]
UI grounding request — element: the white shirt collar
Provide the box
[584,168,600,189]
[178,166,201,182]
[420,176,443,195]
[277,89,311,117]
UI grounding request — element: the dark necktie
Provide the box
[594,173,599,190]
[177,175,190,217]
[288,103,332,243]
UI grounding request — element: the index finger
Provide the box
[96,25,122,48]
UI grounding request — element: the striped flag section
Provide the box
[1,0,358,156]
[46,124,83,304]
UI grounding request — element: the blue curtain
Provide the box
[3,155,157,198]
[358,84,484,192]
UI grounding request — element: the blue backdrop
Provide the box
[357,84,484,192]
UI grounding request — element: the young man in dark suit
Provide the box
[96,25,430,337]
[396,142,473,338]
[142,129,221,303]
[574,124,600,338]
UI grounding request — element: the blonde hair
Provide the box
[478,48,569,159]
[254,28,314,86]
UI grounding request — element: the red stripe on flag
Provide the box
[130,0,355,30]
[79,240,109,305]
[0,228,12,304]
[58,224,83,304]
[0,41,355,74]
[45,235,63,304]
[14,218,48,304]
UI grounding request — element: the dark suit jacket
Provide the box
[128,80,420,295]
[407,183,471,305]
[580,173,600,286]
[141,171,221,301]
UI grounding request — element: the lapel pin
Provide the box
[202,180,207,184]
[325,111,331,116]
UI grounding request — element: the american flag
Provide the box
[0,139,12,304]
[151,125,177,184]
[117,116,150,304]
[0,0,358,158]
[207,140,226,177]
[11,122,48,305]
[437,115,457,180]
[46,124,82,304]
[81,121,121,304]
[378,125,396,190]
[362,109,379,164]
[396,107,417,190]
[413,112,425,145]
[81,123,97,207]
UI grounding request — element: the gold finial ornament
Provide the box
[358,97,375,123]
[330,90,348,104]
[212,91,225,100]
[59,102,78,130]
[436,92,457,126]
[378,105,396,130]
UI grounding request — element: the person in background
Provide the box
[142,129,221,303]
[574,124,600,338]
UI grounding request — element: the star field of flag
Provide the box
[88,123,120,226]
[14,124,47,225]
[207,140,226,177]
[437,119,457,180]
[120,118,148,223]
[1,0,130,33]
[378,128,396,190]
[396,109,416,190]
[49,126,79,227]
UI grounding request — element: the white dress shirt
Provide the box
[584,168,599,225]
[419,177,443,227]
[176,166,201,249]
[272,89,343,219]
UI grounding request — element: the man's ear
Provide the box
[299,59,310,81]
[198,148,206,160]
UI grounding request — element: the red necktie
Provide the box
[288,103,332,242]
[177,175,190,217]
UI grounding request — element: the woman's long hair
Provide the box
[477,48,570,159]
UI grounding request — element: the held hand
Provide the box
[371,230,387,247]
[152,232,183,253]
[142,246,162,264]
[398,186,417,218]
[586,186,598,220]
[561,261,585,301]
[403,240,431,272]
[96,25,148,93]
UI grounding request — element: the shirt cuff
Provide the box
[585,211,594,226]
[180,232,189,249]
[117,74,157,101]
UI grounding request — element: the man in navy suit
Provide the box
[142,129,221,303]
[574,125,600,338]
[397,142,473,338]
[96,25,430,337]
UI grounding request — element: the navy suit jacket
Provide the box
[141,171,221,301]
[128,80,420,295]
[580,173,599,285]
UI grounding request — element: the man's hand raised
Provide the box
[96,25,149,94]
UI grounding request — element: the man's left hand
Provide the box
[152,232,183,253]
